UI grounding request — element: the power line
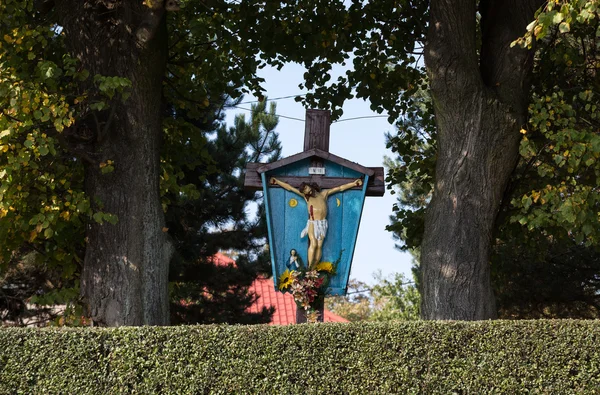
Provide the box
[333,115,389,123]
[345,281,416,295]
[233,106,305,122]
[233,105,391,124]
[238,94,306,105]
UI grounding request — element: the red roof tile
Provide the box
[210,253,348,325]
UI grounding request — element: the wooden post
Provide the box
[304,109,330,151]
[304,109,330,169]
[300,110,328,323]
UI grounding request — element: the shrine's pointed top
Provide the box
[256,148,375,176]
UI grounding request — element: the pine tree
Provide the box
[166,100,281,325]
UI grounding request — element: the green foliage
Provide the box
[370,272,420,321]
[326,280,372,322]
[0,1,89,320]
[490,0,600,317]
[327,272,420,322]
[515,0,599,48]
[0,1,84,265]
[289,1,429,121]
[510,0,600,246]
[384,88,435,251]
[1,321,600,393]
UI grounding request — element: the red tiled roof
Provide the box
[211,253,348,325]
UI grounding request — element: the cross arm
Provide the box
[244,163,385,197]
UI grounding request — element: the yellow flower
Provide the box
[314,261,334,273]
[278,269,294,291]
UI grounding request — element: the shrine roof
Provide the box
[256,148,375,177]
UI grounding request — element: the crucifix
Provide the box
[245,109,384,323]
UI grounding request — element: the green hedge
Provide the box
[1,320,599,394]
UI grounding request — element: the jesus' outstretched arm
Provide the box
[269,177,302,196]
[323,178,363,198]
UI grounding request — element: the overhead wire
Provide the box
[231,95,388,123]
[237,94,306,105]
[333,115,389,123]
[233,106,305,122]
[345,281,415,295]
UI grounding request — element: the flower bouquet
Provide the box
[278,260,336,323]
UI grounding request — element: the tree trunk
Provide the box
[56,1,172,325]
[421,0,543,320]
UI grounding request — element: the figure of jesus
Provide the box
[269,177,363,268]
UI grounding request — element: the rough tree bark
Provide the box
[421,0,544,319]
[55,1,173,325]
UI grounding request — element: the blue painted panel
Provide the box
[262,158,368,295]
[337,175,369,294]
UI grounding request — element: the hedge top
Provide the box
[1,320,599,394]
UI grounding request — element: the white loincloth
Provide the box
[300,219,328,241]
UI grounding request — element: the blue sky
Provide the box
[226,63,413,285]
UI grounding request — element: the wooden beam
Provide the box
[304,110,330,152]
[244,163,385,196]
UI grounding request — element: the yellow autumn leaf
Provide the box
[29,230,38,242]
